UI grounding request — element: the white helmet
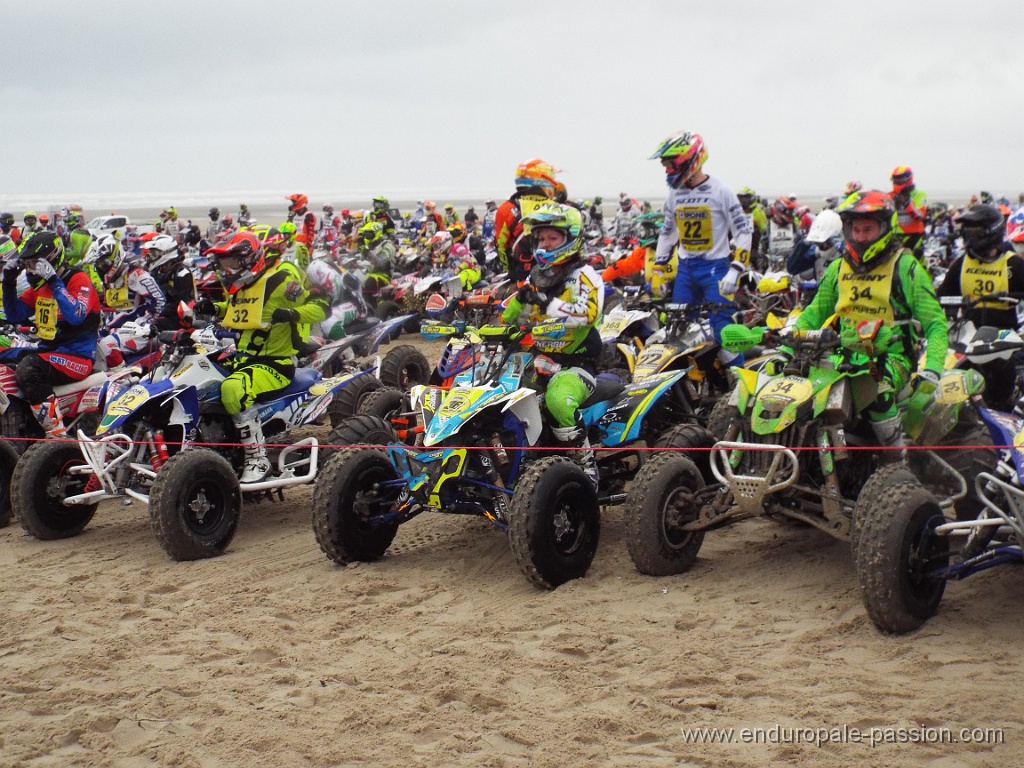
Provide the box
[142,234,182,277]
[806,208,842,245]
[306,259,347,305]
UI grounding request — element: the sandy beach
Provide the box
[1,329,1021,767]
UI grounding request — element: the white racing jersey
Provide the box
[656,175,752,262]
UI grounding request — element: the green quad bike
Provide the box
[622,320,997,632]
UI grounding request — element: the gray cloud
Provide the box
[3,0,1022,208]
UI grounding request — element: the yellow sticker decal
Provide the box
[759,376,813,403]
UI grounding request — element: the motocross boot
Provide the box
[552,416,599,488]
[870,414,906,464]
[34,396,66,437]
[233,406,271,483]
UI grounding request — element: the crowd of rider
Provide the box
[2,130,1024,482]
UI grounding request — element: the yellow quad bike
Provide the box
[611,302,734,420]
[622,319,996,631]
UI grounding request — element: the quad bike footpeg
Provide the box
[710,440,799,517]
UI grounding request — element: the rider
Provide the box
[500,202,604,483]
[370,196,396,240]
[785,190,948,458]
[601,211,677,299]
[421,201,444,240]
[92,234,167,370]
[308,259,369,340]
[286,193,318,268]
[238,203,253,228]
[611,193,641,244]
[1,232,102,434]
[481,199,498,240]
[936,203,1024,411]
[650,130,753,360]
[20,211,43,243]
[765,197,802,272]
[206,207,223,243]
[736,187,768,270]
[198,231,330,482]
[443,203,459,227]
[0,213,19,246]
[358,220,397,276]
[158,207,183,240]
[494,158,559,283]
[142,234,198,331]
[890,166,928,256]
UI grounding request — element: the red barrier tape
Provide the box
[0,434,1012,453]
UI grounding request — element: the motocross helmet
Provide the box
[890,166,914,194]
[447,222,467,244]
[208,207,220,220]
[424,201,436,212]
[23,211,38,227]
[262,227,288,259]
[39,213,50,227]
[278,221,297,244]
[444,203,454,212]
[650,130,706,189]
[307,259,346,305]
[0,212,14,230]
[358,221,385,251]
[65,212,84,230]
[141,234,182,280]
[843,180,863,197]
[514,158,559,196]
[207,230,266,293]
[958,204,1006,263]
[837,190,898,271]
[429,231,453,264]
[287,193,309,213]
[636,211,664,248]
[736,187,757,212]
[0,235,16,262]
[770,197,798,226]
[372,196,389,212]
[522,202,584,289]
[93,234,126,282]
[323,204,335,217]
[979,191,993,204]
[553,182,568,204]
[20,232,66,283]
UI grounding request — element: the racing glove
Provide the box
[718,261,746,297]
[28,259,58,284]
[272,308,300,324]
[194,298,217,317]
[906,369,940,430]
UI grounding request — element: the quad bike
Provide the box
[612,303,734,420]
[0,321,139,452]
[622,320,997,633]
[852,404,1024,634]
[312,323,710,589]
[9,326,382,561]
[597,287,660,376]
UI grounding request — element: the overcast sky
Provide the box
[3,0,1022,209]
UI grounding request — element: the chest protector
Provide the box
[644,246,676,298]
[222,280,271,330]
[518,194,551,220]
[35,296,59,341]
[961,252,1010,309]
[673,204,713,253]
[104,280,132,309]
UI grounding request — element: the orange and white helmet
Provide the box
[514,158,560,196]
[207,230,266,293]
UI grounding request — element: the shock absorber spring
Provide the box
[149,430,171,472]
[83,474,101,493]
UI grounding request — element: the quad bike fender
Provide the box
[97,378,177,436]
[423,386,534,447]
[501,389,543,446]
[365,314,418,353]
[302,367,377,426]
[596,370,687,446]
